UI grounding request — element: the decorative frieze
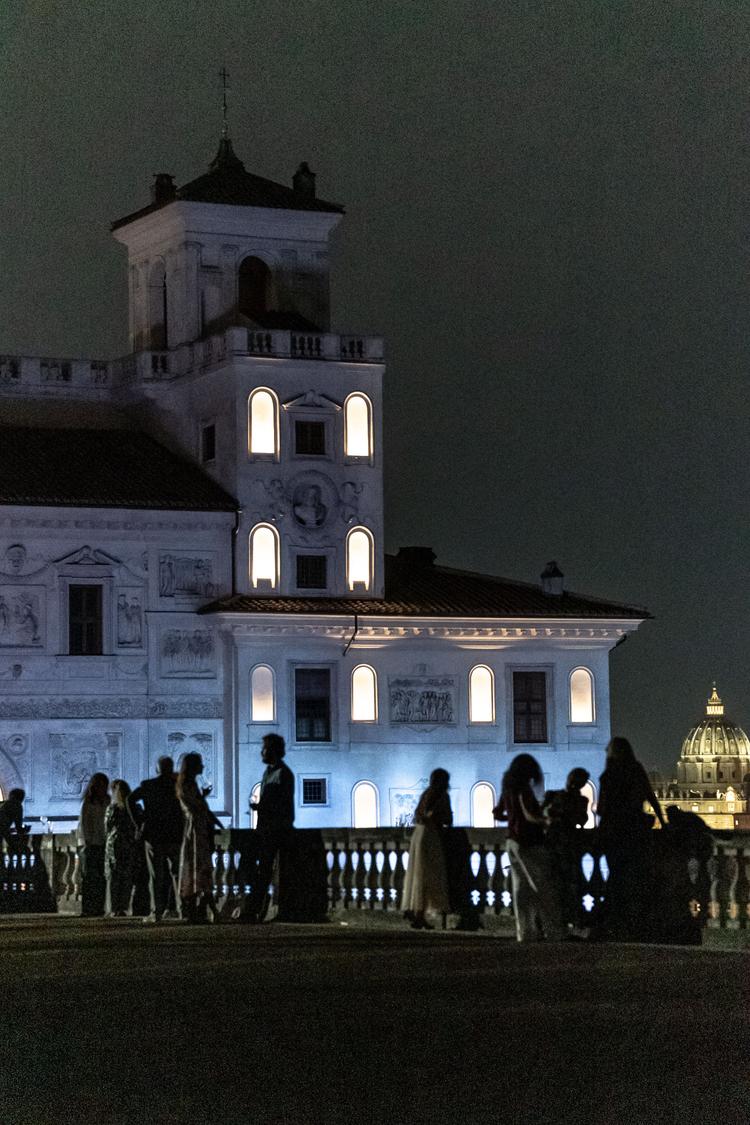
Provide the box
[0,697,224,719]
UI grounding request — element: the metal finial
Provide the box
[219,66,230,137]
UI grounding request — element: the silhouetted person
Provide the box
[128,756,183,923]
[105,779,138,916]
[242,734,294,923]
[494,754,566,942]
[402,768,453,930]
[0,788,26,848]
[177,752,222,924]
[79,772,109,917]
[597,736,665,939]
[544,767,591,928]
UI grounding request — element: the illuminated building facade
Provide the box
[654,686,750,830]
[0,133,647,828]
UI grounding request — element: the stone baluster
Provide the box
[707,849,729,930]
[373,843,387,910]
[725,848,742,930]
[324,836,340,912]
[337,839,354,910]
[365,839,381,909]
[387,834,406,911]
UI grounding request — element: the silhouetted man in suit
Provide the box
[128,756,183,923]
[242,734,294,923]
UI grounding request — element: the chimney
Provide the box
[540,561,564,597]
[293,161,316,199]
[151,173,176,204]
[395,546,436,575]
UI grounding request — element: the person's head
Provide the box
[83,772,109,804]
[8,788,25,803]
[261,733,286,765]
[111,779,131,807]
[502,753,543,794]
[605,736,636,766]
[179,752,203,782]
[157,756,174,777]
[566,768,590,792]
[428,768,450,794]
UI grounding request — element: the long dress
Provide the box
[401,791,452,915]
[104,803,137,914]
[178,779,215,898]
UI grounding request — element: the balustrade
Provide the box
[2,830,747,944]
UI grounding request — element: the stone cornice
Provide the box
[0,507,232,533]
[0,696,224,720]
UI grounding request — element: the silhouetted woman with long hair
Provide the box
[79,772,110,917]
[494,753,565,942]
[597,736,665,939]
[105,779,138,916]
[402,768,453,929]
[177,752,221,923]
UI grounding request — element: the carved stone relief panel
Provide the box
[159,629,216,678]
[155,731,216,790]
[388,676,456,724]
[116,588,144,648]
[0,733,30,797]
[158,554,216,601]
[388,781,429,828]
[289,470,337,534]
[0,587,44,647]
[49,731,122,799]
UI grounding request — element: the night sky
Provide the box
[1,3,747,774]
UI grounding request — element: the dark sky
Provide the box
[1,2,748,773]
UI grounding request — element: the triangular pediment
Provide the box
[282,390,341,412]
[54,545,123,567]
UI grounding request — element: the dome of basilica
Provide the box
[680,685,750,760]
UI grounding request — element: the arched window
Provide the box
[238,256,273,321]
[250,664,275,722]
[570,668,595,723]
[148,259,167,349]
[352,781,379,828]
[344,393,373,458]
[249,524,280,590]
[351,665,377,722]
[469,665,495,723]
[248,388,279,456]
[471,782,497,827]
[581,780,597,828]
[249,782,261,830]
[346,527,374,591]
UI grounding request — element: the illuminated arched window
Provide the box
[250,664,275,722]
[346,527,374,591]
[248,388,279,456]
[570,668,595,723]
[249,524,280,589]
[344,393,373,458]
[249,782,261,830]
[581,780,597,828]
[351,665,377,722]
[471,782,497,827]
[469,665,495,723]
[352,781,379,828]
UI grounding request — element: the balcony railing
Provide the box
[3,828,746,944]
[0,355,110,392]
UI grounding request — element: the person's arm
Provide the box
[518,792,547,826]
[126,786,144,832]
[640,766,666,828]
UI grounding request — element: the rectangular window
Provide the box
[201,423,216,463]
[513,671,548,743]
[296,555,327,590]
[295,420,326,456]
[302,778,328,805]
[295,668,331,742]
[69,585,103,656]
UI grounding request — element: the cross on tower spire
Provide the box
[219,66,230,138]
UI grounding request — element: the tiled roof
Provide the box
[200,556,649,620]
[112,144,343,230]
[0,427,237,512]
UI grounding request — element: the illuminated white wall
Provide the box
[581,779,597,828]
[248,388,278,455]
[352,780,379,827]
[251,664,275,722]
[249,524,280,589]
[570,668,595,723]
[469,665,495,723]
[344,393,372,457]
[346,528,373,590]
[351,665,377,721]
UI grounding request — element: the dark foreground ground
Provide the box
[0,914,748,1125]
